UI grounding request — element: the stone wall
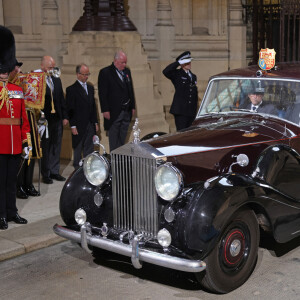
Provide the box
[0,0,247,157]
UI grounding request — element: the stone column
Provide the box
[181,0,192,36]
[228,0,246,69]
[153,0,176,132]
[42,0,60,25]
[0,0,4,25]
[40,0,64,64]
[20,0,33,34]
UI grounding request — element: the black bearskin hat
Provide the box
[0,26,17,74]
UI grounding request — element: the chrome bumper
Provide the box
[53,223,206,273]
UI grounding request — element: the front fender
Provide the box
[184,174,254,257]
[60,167,113,227]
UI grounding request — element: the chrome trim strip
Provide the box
[53,224,206,273]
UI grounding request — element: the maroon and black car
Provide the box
[54,62,300,293]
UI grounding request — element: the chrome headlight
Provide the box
[154,163,183,201]
[83,153,110,186]
[75,208,86,225]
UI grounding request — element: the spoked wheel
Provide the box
[196,209,259,294]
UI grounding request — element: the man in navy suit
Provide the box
[66,64,99,169]
[163,51,198,131]
[98,50,136,152]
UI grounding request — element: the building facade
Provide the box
[0,0,246,157]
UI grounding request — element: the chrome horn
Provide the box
[49,67,61,78]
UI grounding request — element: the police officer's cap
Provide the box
[176,51,193,64]
[245,80,265,94]
[0,26,17,74]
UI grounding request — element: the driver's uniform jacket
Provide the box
[0,82,30,154]
[163,61,198,117]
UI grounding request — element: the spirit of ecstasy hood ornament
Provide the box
[133,118,141,144]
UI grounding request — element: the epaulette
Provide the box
[8,90,24,99]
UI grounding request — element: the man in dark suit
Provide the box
[163,51,198,131]
[245,81,276,115]
[36,56,68,184]
[66,64,99,169]
[98,50,136,152]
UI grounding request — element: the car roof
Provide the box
[210,62,300,80]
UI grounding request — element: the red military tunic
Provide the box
[0,82,30,154]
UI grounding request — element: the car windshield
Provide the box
[197,78,300,125]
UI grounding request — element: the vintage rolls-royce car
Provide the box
[54,62,300,293]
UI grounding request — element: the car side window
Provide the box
[269,151,300,200]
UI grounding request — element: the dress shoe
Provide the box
[7,213,28,224]
[0,217,8,230]
[50,173,66,181]
[43,177,53,184]
[17,186,28,199]
[24,184,40,196]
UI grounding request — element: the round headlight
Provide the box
[83,153,110,186]
[157,228,172,248]
[75,208,86,225]
[154,163,183,201]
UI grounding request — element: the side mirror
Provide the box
[229,154,249,172]
[93,135,106,154]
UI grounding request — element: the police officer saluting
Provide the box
[0,26,30,230]
[163,51,198,131]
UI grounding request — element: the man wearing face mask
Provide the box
[163,51,199,131]
[0,26,30,229]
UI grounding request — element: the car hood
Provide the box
[148,115,297,157]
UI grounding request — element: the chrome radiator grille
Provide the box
[111,153,158,237]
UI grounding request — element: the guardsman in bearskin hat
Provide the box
[163,51,198,131]
[9,61,42,199]
[0,25,30,230]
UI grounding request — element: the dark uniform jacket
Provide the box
[0,82,30,154]
[163,61,198,117]
[98,63,135,131]
[245,101,277,115]
[66,81,98,148]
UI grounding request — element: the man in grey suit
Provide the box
[66,64,99,169]
[98,50,136,152]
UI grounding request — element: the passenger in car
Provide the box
[285,102,300,125]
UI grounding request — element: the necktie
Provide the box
[47,75,55,113]
[120,71,126,81]
[46,75,54,91]
[82,83,88,95]
[252,106,257,111]
[188,71,192,81]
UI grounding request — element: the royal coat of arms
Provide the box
[258,48,276,71]
[11,72,46,109]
